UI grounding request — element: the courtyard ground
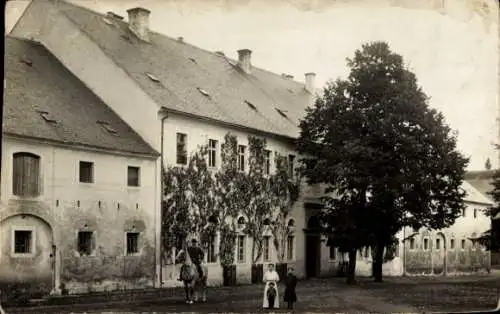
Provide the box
[3,275,499,313]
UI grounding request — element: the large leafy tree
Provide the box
[297,41,469,283]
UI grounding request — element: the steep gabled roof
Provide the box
[52,1,315,138]
[3,36,158,157]
[462,180,494,206]
[465,170,495,203]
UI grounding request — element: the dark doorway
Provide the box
[305,234,320,277]
[305,215,321,278]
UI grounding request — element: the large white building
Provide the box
[3,0,494,294]
[1,35,159,295]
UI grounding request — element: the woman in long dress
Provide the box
[262,263,280,309]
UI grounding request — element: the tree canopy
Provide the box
[296,41,469,283]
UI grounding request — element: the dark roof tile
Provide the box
[3,36,158,156]
[55,1,315,138]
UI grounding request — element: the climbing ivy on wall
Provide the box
[269,153,301,262]
[161,145,217,264]
[161,132,301,267]
[244,136,273,264]
[214,133,240,266]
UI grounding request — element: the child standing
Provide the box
[284,267,298,309]
[262,263,280,309]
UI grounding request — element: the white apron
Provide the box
[262,270,280,308]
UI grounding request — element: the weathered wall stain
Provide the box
[0,139,157,294]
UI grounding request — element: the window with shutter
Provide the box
[12,152,41,197]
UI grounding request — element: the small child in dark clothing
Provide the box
[267,282,277,309]
[284,267,298,309]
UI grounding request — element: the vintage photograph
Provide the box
[2,0,499,313]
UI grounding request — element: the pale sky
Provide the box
[5,0,499,171]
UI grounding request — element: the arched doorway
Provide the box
[304,216,321,278]
[0,214,55,295]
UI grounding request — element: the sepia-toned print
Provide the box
[2,0,499,313]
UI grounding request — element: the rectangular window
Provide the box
[450,238,455,250]
[208,139,218,168]
[77,231,94,256]
[126,232,140,255]
[263,236,271,261]
[79,161,94,183]
[288,154,295,178]
[329,245,336,260]
[12,152,41,197]
[205,235,217,263]
[364,247,370,258]
[237,145,246,172]
[435,238,441,250]
[461,239,466,250]
[462,208,466,217]
[287,235,294,260]
[176,133,188,165]
[423,238,429,250]
[127,166,140,187]
[237,235,246,263]
[473,209,477,218]
[409,238,415,250]
[264,150,271,175]
[14,230,32,254]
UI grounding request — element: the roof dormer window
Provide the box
[97,121,117,134]
[146,73,160,83]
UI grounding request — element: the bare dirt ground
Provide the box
[3,275,499,313]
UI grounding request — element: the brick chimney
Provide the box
[237,49,252,74]
[305,72,316,94]
[127,7,151,42]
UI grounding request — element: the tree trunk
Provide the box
[346,249,357,285]
[373,243,384,283]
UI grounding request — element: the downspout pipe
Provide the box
[158,108,169,287]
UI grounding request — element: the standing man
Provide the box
[187,238,205,278]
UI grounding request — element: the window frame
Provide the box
[423,237,429,251]
[435,238,441,250]
[237,145,246,172]
[236,235,246,263]
[11,226,36,257]
[450,238,455,250]
[77,230,96,257]
[204,234,217,263]
[263,235,271,261]
[127,166,141,187]
[79,161,94,184]
[208,139,218,168]
[176,133,188,165]
[12,152,41,197]
[125,232,141,256]
[328,245,336,261]
[461,239,466,250]
[409,237,416,250]
[264,149,271,175]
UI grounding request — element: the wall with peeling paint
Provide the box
[0,137,158,294]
